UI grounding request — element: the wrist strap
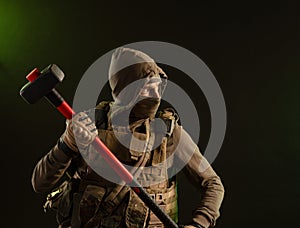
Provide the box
[58,138,78,158]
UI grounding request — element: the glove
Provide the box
[62,111,98,152]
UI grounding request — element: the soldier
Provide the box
[32,47,224,228]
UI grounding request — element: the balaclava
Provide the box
[108,47,167,124]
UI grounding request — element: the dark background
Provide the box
[1,1,299,227]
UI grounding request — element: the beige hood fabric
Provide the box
[108,47,167,122]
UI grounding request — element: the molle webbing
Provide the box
[147,182,178,227]
[81,101,179,227]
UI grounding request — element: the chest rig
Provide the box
[73,101,179,228]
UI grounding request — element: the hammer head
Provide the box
[20,64,65,104]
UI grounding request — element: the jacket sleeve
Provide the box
[173,126,225,228]
[31,141,73,193]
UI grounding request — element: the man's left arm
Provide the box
[182,147,225,228]
[172,125,225,228]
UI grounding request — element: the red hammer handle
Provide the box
[57,102,76,120]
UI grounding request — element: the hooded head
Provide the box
[108,47,167,121]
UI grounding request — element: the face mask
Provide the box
[130,96,160,120]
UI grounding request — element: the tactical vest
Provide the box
[47,101,179,228]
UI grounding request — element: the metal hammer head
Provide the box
[20,64,65,104]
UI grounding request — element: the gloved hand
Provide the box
[62,111,98,152]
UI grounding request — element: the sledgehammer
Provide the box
[20,64,179,228]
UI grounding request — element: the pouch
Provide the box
[79,185,106,226]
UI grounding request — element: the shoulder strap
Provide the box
[156,107,179,137]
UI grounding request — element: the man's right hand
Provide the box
[62,111,98,152]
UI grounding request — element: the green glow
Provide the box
[0,2,56,85]
[0,2,30,85]
[0,2,28,63]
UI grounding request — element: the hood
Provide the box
[108,47,167,123]
[109,47,167,103]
